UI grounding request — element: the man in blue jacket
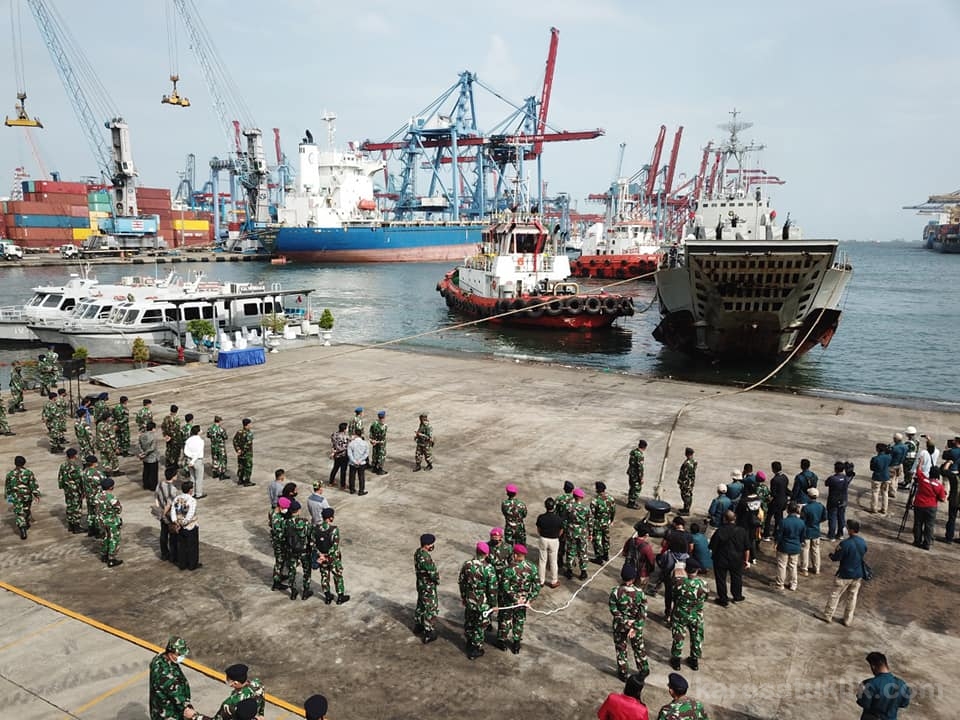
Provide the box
[887,432,907,499]
[774,502,805,591]
[869,443,893,515]
[821,518,868,626]
[801,487,827,575]
[791,458,818,503]
[856,651,911,719]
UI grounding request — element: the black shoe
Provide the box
[290,588,299,600]
[336,593,350,605]
[349,490,356,494]
[302,589,314,600]
[422,631,437,644]
[714,598,729,607]
[413,623,424,635]
[271,581,289,591]
[565,569,573,579]
[496,639,508,652]
[324,592,334,605]
[107,558,123,567]
[688,657,699,671]
[101,555,109,563]
[18,527,27,540]
[627,502,638,509]
[732,596,746,603]
[617,668,628,682]
[358,491,368,496]
[413,466,422,472]
[590,557,604,565]
[511,641,520,655]
[425,464,433,471]
[466,645,480,660]
[241,481,256,487]
[638,666,650,680]
[2,431,15,436]
[670,657,682,671]
[189,564,203,571]
[579,571,588,580]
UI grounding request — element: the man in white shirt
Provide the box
[307,480,331,525]
[347,428,370,496]
[183,425,206,499]
[171,480,200,571]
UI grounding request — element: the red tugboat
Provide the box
[437,210,635,330]
[570,218,663,280]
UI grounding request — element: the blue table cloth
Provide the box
[217,347,266,369]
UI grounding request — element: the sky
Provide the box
[1,0,958,241]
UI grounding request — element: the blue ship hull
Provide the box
[272,223,483,262]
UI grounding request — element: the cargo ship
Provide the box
[268,128,483,262]
[652,115,852,361]
[905,191,959,253]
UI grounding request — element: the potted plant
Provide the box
[131,337,150,368]
[186,319,216,350]
[318,308,334,346]
[261,312,287,336]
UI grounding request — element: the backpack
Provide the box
[315,525,334,555]
[286,522,304,554]
[625,538,655,576]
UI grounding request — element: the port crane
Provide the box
[4,0,42,128]
[167,0,271,244]
[160,2,190,108]
[361,27,603,221]
[14,0,158,244]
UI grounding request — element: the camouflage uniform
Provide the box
[564,500,591,576]
[657,697,709,720]
[496,557,540,648]
[161,413,183,471]
[414,546,440,635]
[670,574,708,661]
[369,419,388,473]
[285,514,315,598]
[112,402,131,455]
[42,397,67,451]
[591,491,617,561]
[95,489,123,562]
[348,413,364,438]
[486,540,513,579]
[58,456,84,530]
[37,350,60,396]
[501,497,527,546]
[458,556,498,656]
[608,581,650,678]
[97,420,120,473]
[82,465,106,534]
[8,364,25,412]
[92,396,111,425]
[207,421,229,478]
[4,466,40,530]
[414,418,434,470]
[269,507,289,588]
[315,520,346,599]
[678,456,698,513]
[197,680,265,720]
[232,427,254,485]
[75,417,95,457]
[148,649,191,720]
[0,393,11,434]
[756,481,771,517]
[627,447,645,508]
[555,491,574,564]
[135,405,154,434]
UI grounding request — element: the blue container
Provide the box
[13,214,91,229]
[99,215,159,234]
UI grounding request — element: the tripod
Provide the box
[895,480,918,542]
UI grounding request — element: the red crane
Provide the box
[272,127,282,165]
[532,27,559,158]
[644,125,666,199]
[662,126,683,196]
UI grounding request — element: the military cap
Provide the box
[234,697,260,720]
[505,483,518,494]
[756,470,767,481]
[572,487,585,498]
[66,448,78,458]
[225,663,248,682]
[595,481,606,492]
[100,477,115,490]
[304,694,329,720]
[166,636,189,655]
[312,480,323,490]
[321,507,334,519]
[354,406,363,413]
[621,564,637,581]
[377,410,386,418]
[278,497,291,510]
[513,543,528,555]
[420,533,436,546]
[668,672,689,694]
[476,541,489,555]
[489,527,503,537]
[85,455,98,464]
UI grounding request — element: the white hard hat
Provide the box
[717,483,728,493]
[905,426,917,435]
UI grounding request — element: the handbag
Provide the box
[861,559,874,582]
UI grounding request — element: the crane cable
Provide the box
[10,0,26,94]
[164,0,179,79]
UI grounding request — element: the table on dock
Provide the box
[216,346,266,369]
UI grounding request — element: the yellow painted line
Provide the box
[66,668,149,717]
[0,617,69,653]
[0,581,305,717]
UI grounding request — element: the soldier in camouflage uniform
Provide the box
[284,500,315,600]
[495,544,540,654]
[486,527,512,579]
[74,408,95,457]
[232,418,255,487]
[206,415,229,479]
[161,405,183,473]
[501,484,527,546]
[414,533,439,643]
[5,455,40,540]
[458,541,498,660]
[608,563,650,681]
[97,417,120,474]
[677,447,697,515]
[591,481,617,563]
[42,392,67,452]
[315,507,349,605]
[564,487,590,580]
[658,672,708,720]
[555,480,575,566]
[37,348,60,396]
[369,410,388,475]
[58,448,85,533]
[413,412,434,471]
[149,636,192,720]
[112,396,131,456]
[270,497,290,592]
[135,398,154,434]
[670,558,708,671]
[184,663,264,720]
[92,391,111,426]
[627,439,647,508]
[348,406,364,436]
[82,455,106,537]
[8,361,25,413]
[0,389,14,435]
[96,475,123,567]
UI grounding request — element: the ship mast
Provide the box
[716,108,764,198]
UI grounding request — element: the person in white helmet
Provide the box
[888,432,906,498]
[900,427,920,489]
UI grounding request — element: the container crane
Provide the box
[160,2,190,108]
[19,0,158,243]
[5,1,42,128]
[169,0,271,240]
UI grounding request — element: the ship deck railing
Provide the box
[0,306,26,322]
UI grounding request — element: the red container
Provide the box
[68,205,89,218]
[7,227,74,242]
[34,180,88,195]
[137,187,171,200]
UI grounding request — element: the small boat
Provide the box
[436,210,635,330]
[570,219,662,280]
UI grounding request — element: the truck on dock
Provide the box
[0,240,25,260]
[79,233,167,258]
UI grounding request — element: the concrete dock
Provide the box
[0,344,955,719]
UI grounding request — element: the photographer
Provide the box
[912,466,946,550]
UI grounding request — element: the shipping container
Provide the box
[7,227,75,242]
[173,218,210,231]
[34,180,89,194]
[27,192,89,205]
[89,210,111,219]
[136,187,172,199]
[13,214,92,229]
[72,227,93,241]
[68,205,89,218]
